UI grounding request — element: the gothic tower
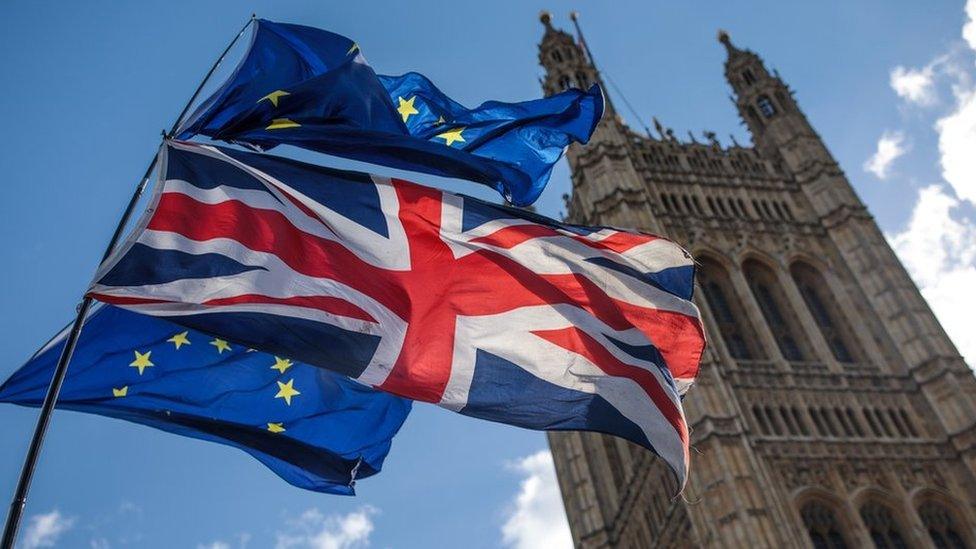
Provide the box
[539,13,976,548]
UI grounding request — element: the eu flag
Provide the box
[176,19,603,206]
[0,305,411,495]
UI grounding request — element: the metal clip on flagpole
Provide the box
[0,15,256,549]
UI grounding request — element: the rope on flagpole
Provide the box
[0,15,256,549]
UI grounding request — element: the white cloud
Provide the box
[888,185,976,363]
[863,131,909,179]
[891,65,938,106]
[275,507,376,549]
[880,0,976,367]
[501,450,572,549]
[936,85,976,205]
[964,0,976,51]
[196,532,250,549]
[21,509,75,549]
[197,542,231,549]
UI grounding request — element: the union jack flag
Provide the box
[90,140,705,483]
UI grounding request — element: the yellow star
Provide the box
[274,379,301,406]
[129,351,154,375]
[397,96,419,123]
[167,331,191,350]
[258,90,290,107]
[112,386,128,398]
[436,127,466,147]
[210,338,231,354]
[347,42,359,55]
[266,422,286,433]
[266,118,300,130]
[271,357,294,374]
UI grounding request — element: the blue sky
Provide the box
[1,1,975,548]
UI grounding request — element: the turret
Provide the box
[536,13,660,231]
[720,30,863,214]
[538,12,602,100]
[721,31,813,160]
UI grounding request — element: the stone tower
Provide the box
[539,13,976,548]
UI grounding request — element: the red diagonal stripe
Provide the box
[203,294,377,323]
[572,231,659,254]
[148,192,410,317]
[469,223,659,255]
[531,325,688,444]
[468,224,561,249]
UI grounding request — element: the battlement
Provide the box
[626,129,786,184]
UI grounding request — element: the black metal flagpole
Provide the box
[0,15,255,549]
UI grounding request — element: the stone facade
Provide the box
[538,12,976,549]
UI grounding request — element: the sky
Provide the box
[1,1,975,548]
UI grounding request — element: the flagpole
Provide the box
[0,15,255,549]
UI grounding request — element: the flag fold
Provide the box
[177,19,603,206]
[89,140,704,486]
[0,305,411,495]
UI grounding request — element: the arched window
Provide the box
[801,501,849,549]
[782,202,795,220]
[810,408,828,436]
[790,262,859,363]
[845,409,865,437]
[887,409,909,438]
[698,258,765,360]
[551,50,564,63]
[575,71,589,88]
[753,405,770,434]
[918,502,967,549]
[899,410,919,437]
[833,409,853,437]
[779,406,797,434]
[744,259,809,361]
[742,69,757,86]
[727,199,738,217]
[792,407,810,435]
[772,201,786,220]
[672,194,685,213]
[659,193,670,212]
[860,502,909,549]
[861,408,884,437]
[558,75,572,90]
[718,198,731,217]
[758,95,777,117]
[765,406,784,435]
[874,409,895,437]
[821,408,841,437]
[737,198,748,218]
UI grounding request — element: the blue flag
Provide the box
[176,19,603,206]
[0,305,411,495]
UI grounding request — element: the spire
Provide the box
[717,29,740,58]
[539,10,553,29]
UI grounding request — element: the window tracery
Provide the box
[860,502,909,549]
[801,501,849,549]
[744,260,808,361]
[918,502,967,549]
